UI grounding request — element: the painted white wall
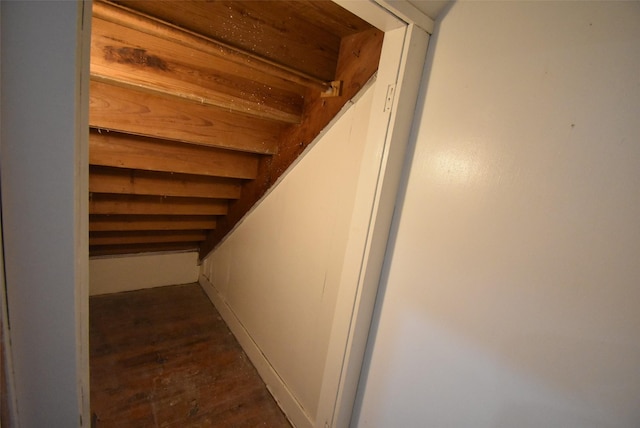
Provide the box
[201,82,376,421]
[90,252,200,295]
[0,1,90,425]
[354,2,640,427]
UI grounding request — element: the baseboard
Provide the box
[198,275,313,428]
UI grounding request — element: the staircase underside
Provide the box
[89,0,383,259]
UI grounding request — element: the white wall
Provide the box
[355,2,640,427]
[90,252,200,295]
[0,1,90,425]
[201,82,375,422]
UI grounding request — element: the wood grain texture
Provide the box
[200,27,384,257]
[90,215,217,232]
[90,194,228,216]
[92,10,304,123]
[90,166,242,199]
[112,0,367,81]
[94,1,328,92]
[90,80,283,155]
[88,1,381,258]
[89,130,260,180]
[1,311,8,428]
[90,283,291,427]
[89,230,207,246]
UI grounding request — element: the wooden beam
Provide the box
[200,28,384,258]
[89,230,207,246]
[100,1,338,86]
[90,80,283,155]
[89,130,259,180]
[89,215,217,232]
[284,1,374,38]
[90,194,228,216]
[90,242,199,257]
[89,166,242,199]
[91,13,304,124]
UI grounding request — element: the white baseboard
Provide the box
[198,274,313,428]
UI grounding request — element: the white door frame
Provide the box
[0,1,432,426]
[316,2,432,427]
[0,1,91,426]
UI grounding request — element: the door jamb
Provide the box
[317,2,433,427]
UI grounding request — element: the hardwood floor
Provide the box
[90,283,291,427]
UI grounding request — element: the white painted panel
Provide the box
[0,1,90,425]
[317,24,432,428]
[355,2,640,427]
[202,82,376,423]
[90,252,200,295]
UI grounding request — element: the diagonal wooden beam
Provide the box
[89,130,259,180]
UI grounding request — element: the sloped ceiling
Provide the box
[88,0,383,258]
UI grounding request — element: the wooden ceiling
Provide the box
[89,0,383,258]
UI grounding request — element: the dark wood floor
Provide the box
[90,283,291,427]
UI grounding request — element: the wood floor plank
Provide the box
[90,284,291,427]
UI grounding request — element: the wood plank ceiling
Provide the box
[89,0,383,258]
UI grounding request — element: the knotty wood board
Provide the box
[90,80,282,155]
